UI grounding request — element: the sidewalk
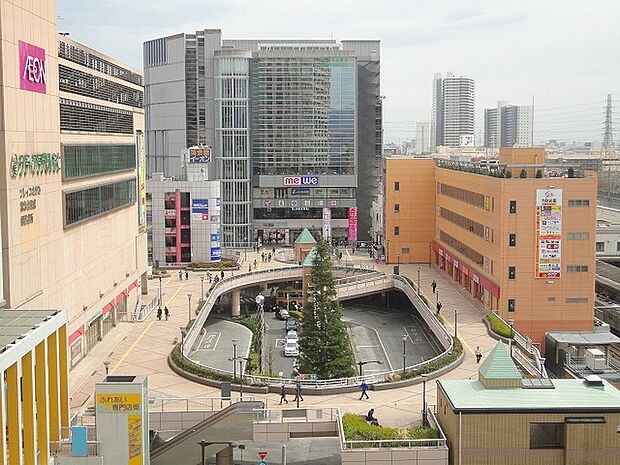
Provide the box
[68,248,498,427]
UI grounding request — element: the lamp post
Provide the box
[421,373,429,427]
[232,338,238,381]
[357,360,383,377]
[187,293,192,323]
[179,327,187,357]
[454,308,458,339]
[197,440,210,465]
[508,319,514,356]
[200,275,205,300]
[417,268,421,295]
[401,334,408,374]
[157,275,164,307]
[428,242,432,268]
[103,360,111,375]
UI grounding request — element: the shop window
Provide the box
[596,242,605,252]
[509,200,517,214]
[394,204,400,213]
[509,234,516,247]
[508,299,516,312]
[508,266,516,279]
[394,226,400,236]
[530,423,564,449]
[394,181,400,192]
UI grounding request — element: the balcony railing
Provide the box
[436,159,586,179]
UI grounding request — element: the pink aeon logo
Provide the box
[19,41,47,94]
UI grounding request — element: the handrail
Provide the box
[148,395,255,412]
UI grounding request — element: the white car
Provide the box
[286,330,298,343]
[284,340,299,357]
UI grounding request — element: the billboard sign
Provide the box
[19,41,47,94]
[535,189,562,278]
[322,207,331,240]
[460,134,475,147]
[136,131,146,226]
[348,207,358,243]
[210,247,222,261]
[188,147,211,163]
[192,199,208,221]
[282,175,319,186]
[96,393,143,465]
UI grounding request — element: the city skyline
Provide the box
[58,0,620,143]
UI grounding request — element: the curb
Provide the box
[481,317,512,344]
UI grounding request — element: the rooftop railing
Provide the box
[436,158,586,179]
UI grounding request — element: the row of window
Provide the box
[507,264,588,279]
[60,98,134,134]
[438,206,486,239]
[439,230,484,266]
[254,207,349,220]
[437,183,488,210]
[508,296,589,312]
[65,178,136,226]
[63,144,136,179]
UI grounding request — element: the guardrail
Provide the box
[253,407,339,423]
[149,395,256,413]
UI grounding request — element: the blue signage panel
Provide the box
[211,247,222,261]
[291,188,311,196]
[211,233,220,242]
[216,197,221,206]
[192,199,209,213]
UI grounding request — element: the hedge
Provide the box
[486,313,513,339]
[342,413,438,446]
[170,344,233,382]
[190,259,237,269]
[399,338,463,381]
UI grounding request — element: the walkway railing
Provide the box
[253,408,338,423]
[149,395,256,413]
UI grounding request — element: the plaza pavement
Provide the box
[69,248,497,427]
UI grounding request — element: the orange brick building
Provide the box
[383,148,597,348]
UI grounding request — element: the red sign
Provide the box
[19,41,47,94]
[258,451,268,460]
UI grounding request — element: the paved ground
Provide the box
[264,311,297,377]
[68,247,498,427]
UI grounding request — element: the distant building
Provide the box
[431,72,475,148]
[415,121,431,154]
[437,342,620,465]
[484,101,533,148]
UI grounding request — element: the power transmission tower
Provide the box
[603,94,615,154]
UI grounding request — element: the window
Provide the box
[509,200,517,214]
[566,265,588,273]
[394,226,400,236]
[530,423,564,449]
[394,204,400,213]
[508,266,516,279]
[64,178,136,226]
[508,299,516,312]
[617,241,620,252]
[60,98,134,134]
[567,232,589,240]
[401,247,410,254]
[548,297,556,302]
[394,181,400,192]
[596,242,605,252]
[568,199,590,207]
[566,297,588,303]
[509,234,516,247]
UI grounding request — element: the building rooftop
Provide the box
[0,308,63,354]
[546,330,620,346]
[295,228,317,244]
[479,342,522,381]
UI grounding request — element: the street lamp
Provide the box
[179,327,187,357]
[157,275,164,307]
[417,268,421,296]
[454,308,458,339]
[421,373,429,427]
[231,338,238,381]
[396,254,400,275]
[357,360,383,377]
[401,334,408,374]
[197,440,211,465]
[200,275,205,300]
[428,242,432,268]
[187,293,193,323]
[103,360,111,375]
[508,319,515,356]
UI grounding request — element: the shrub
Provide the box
[486,313,514,338]
[342,413,438,445]
[190,259,237,269]
[400,338,463,380]
[170,344,233,382]
[535,169,543,178]
[519,169,527,178]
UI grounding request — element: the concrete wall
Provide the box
[253,421,338,442]
[341,448,448,465]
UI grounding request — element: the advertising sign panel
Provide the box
[188,147,212,163]
[210,247,222,261]
[192,199,209,221]
[322,207,331,239]
[535,189,562,278]
[96,393,143,465]
[137,131,146,226]
[460,134,475,147]
[348,207,358,243]
[19,41,47,93]
[282,175,319,186]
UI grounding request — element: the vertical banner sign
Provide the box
[348,207,358,243]
[96,393,143,465]
[136,131,146,226]
[322,207,331,240]
[535,189,562,278]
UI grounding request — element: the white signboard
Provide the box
[535,189,562,278]
[322,207,331,240]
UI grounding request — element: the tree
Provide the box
[298,240,356,378]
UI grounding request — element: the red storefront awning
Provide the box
[68,325,84,345]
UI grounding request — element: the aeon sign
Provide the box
[282,176,319,186]
[19,41,47,94]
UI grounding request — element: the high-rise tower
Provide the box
[431,72,475,148]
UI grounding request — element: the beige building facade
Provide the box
[0,0,148,368]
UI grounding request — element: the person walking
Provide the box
[185,271,189,280]
[208,272,212,283]
[359,380,370,400]
[293,382,304,403]
[164,306,169,321]
[261,252,265,262]
[248,264,252,272]
[279,384,288,404]
[475,346,483,364]
[436,301,442,316]
[156,307,162,320]
[272,246,276,255]
[220,270,225,280]
[431,280,437,294]
[178,270,183,281]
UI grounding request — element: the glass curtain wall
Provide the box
[215,55,252,247]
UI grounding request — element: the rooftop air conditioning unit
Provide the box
[585,348,606,372]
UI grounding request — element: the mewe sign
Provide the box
[19,41,47,94]
[282,176,319,186]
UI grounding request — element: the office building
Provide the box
[437,342,620,465]
[144,30,381,246]
[0,0,148,369]
[148,154,222,266]
[415,121,431,154]
[383,148,597,347]
[431,72,475,148]
[484,101,533,148]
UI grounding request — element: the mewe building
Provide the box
[383,148,596,348]
[0,0,148,368]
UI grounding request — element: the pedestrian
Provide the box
[431,280,437,294]
[164,306,169,320]
[339,252,343,261]
[475,346,483,364]
[178,270,183,281]
[268,253,272,262]
[293,382,304,402]
[248,264,252,272]
[208,272,212,283]
[279,384,288,404]
[261,252,265,262]
[272,246,276,255]
[436,301,442,316]
[359,380,369,400]
[185,271,189,280]
[253,259,257,269]
[221,270,225,280]
[156,307,162,320]
[365,408,380,426]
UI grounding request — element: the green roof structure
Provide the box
[302,247,317,266]
[295,228,317,244]
[478,342,522,381]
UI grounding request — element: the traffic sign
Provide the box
[258,451,268,460]
[259,461,267,465]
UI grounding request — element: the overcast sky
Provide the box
[58,0,620,144]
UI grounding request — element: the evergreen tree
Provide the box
[298,240,356,378]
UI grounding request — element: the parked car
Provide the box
[276,308,289,320]
[285,318,299,331]
[284,340,299,357]
[286,330,298,343]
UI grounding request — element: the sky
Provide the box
[57,0,620,144]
